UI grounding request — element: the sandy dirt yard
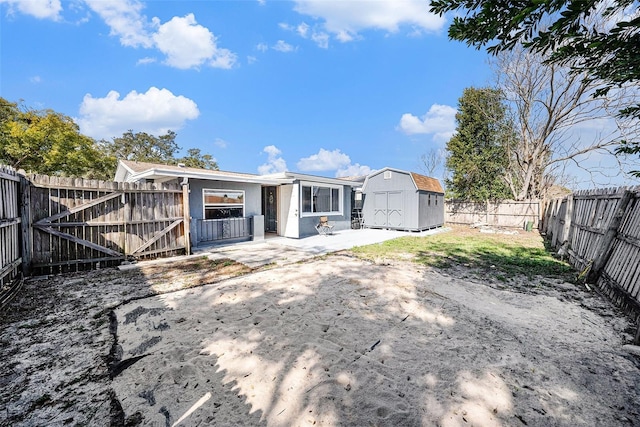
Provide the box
[1,252,640,426]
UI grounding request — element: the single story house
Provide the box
[361,167,444,231]
[114,160,355,247]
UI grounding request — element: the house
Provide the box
[114,160,355,247]
[361,167,444,231]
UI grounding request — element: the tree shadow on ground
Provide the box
[111,254,640,426]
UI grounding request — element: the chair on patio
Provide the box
[315,216,334,236]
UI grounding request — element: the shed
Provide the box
[361,167,444,231]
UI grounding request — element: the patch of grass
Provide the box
[351,227,573,280]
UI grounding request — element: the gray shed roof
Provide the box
[362,167,444,194]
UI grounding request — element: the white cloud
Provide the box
[247,55,258,64]
[292,0,445,42]
[272,40,296,53]
[77,87,200,140]
[297,22,310,37]
[297,148,351,171]
[256,42,269,52]
[214,138,228,148]
[153,14,236,69]
[30,75,42,84]
[280,20,330,48]
[136,56,156,65]
[1,0,62,20]
[336,163,372,178]
[258,145,288,175]
[84,0,153,48]
[398,104,457,141]
[23,1,237,70]
[311,31,329,49]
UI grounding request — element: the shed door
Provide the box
[373,192,388,226]
[372,191,403,228]
[387,191,403,227]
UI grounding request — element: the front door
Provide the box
[263,186,277,233]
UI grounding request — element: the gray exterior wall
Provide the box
[297,182,352,237]
[362,170,444,231]
[188,179,262,220]
[188,179,262,245]
[362,170,418,230]
[418,192,445,229]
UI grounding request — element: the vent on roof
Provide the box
[177,163,186,168]
[383,170,392,180]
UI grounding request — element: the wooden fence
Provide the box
[446,199,540,229]
[542,187,640,337]
[24,175,189,274]
[0,166,23,309]
[24,174,190,275]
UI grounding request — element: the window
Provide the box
[301,184,341,215]
[203,189,244,219]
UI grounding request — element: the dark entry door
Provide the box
[263,186,277,233]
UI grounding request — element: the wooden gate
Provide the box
[0,165,23,308]
[25,175,190,274]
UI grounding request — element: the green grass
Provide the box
[351,228,574,281]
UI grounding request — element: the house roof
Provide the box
[337,175,367,183]
[362,167,444,194]
[115,160,358,187]
[115,160,289,185]
[261,171,359,187]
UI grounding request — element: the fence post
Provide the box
[586,190,633,284]
[19,174,32,276]
[558,194,574,249]
[182,180,191,256]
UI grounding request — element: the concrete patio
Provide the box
[196,227,449,268]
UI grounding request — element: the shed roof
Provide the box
[362,167,444,194]
[410,172,444,193]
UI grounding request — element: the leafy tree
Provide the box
[105,130,180,164]
[430,0,640,173]
[100,130,220,177]
[179,148,219,170]
[445,87,514,201]
[0,97,107,177]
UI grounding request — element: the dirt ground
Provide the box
[1,251,640,426]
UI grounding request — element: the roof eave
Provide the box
[127,168,291,185]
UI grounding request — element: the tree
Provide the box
[179,148,219,170]
[492,46,637,199]
[105,130,180,164]
[445,87,513,201]
[100,130,220,177]
[419,148,445,177]
[430,0,640,173]
[0,97,108,177]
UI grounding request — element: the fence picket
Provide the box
[545,187,640,331]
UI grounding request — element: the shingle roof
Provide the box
[410,172,444,193]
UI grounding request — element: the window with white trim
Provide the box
[301,184,341,216]
[203,189,244,219]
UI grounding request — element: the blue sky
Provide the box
[1,0,635,187]
[1,0,492,180]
